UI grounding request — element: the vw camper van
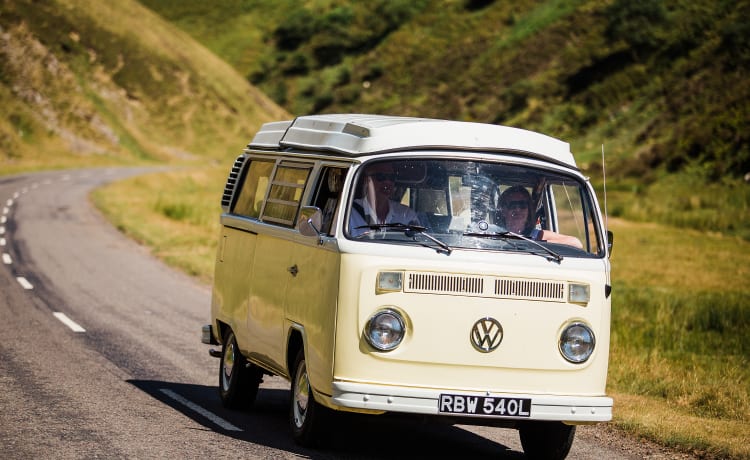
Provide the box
[202,114,613,459]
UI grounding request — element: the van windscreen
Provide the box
[346,159,604,257]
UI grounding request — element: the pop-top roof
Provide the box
[248,114,576,168]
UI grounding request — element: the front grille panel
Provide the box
[494,278,565,301]
[407,272,484,295]
[404,271,566,302]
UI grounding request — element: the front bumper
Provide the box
[201,324,219,345]
[331,381,612,423]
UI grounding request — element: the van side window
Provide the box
[313,167,347,235]
[548,182,603,254]
[234,159,274,217]
[262,162,312,227]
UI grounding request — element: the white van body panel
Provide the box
[250,114,576,167]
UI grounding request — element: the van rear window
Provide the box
[261,163,312,227]
[234,159,274,217]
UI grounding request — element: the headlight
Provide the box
[559,322,595,363]
[364,309,405,351]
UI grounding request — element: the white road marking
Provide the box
[52,312,86,332]
[0,226,5,235]
[12,191,19,199]
[4,199,11,207]
[16,277,33,290]
[0,238,6,246]
[0,215,6,223]
[2,253,11,264]
[158,389,242,432]
[2,206,8,214]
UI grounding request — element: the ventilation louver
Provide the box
[405,271,566,302]
[220,155,247,212]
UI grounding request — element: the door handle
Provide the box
[287,264,298,277]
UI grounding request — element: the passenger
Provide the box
[349,162,421,236]
[498,186,583,248]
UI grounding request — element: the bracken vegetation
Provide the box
[142,1,749,182]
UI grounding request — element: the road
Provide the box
[0,167,692,459]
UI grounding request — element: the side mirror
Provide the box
[297,206,323,240]
[607,230,614,258]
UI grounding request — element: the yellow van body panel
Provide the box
[207,115,614,432]
[210,225,256,348]
[284,239,340,395]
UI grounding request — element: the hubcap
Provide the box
[293,360,309,428]
[222,341,235,390]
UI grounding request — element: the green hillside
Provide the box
[1,2,748,458]
[139,0,750,239]
[0,0,288,175]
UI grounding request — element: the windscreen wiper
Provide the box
[462,230,563,262]
[355,223,452,255]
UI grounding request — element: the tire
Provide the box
[219,329,262,409]
[519,421,576,460]
[289,348,331,447]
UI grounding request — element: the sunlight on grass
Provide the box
[608,217,750,291]
[612,392,749,459]
[606,218,749,458]
[91,167,226,283]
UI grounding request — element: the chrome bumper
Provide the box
[201,324,219,345]
[331,381,613,423]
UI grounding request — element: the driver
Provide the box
[349,162,420,237]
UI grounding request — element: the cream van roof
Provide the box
[249,114,576,168]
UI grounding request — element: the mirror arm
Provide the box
[308,217,324,245]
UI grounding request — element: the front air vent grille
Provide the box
[220,155,247,211]
[494,279,565,301]
[407,273,484,295]
[404,271,566,302]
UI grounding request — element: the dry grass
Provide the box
[606,218,749,459]
[90,166,226,283]
[608,217,750,291]
[612,392,749,459]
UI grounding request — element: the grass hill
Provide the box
[139,0,750,239]
[0,0,288,175]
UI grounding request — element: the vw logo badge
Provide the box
[470,317,503,352]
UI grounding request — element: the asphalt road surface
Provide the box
[0,168,695,459]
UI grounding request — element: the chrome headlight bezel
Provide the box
[364,308,406,351]
[559,321,596,363]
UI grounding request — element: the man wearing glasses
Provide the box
[349,162,421,237]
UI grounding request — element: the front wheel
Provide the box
[518,421,576,460]
[219,329,262,409]
[289,348,331,447]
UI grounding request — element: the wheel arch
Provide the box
[215,320,230,344]
[286,325,304,379]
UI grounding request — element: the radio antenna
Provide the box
[601,144,609,232]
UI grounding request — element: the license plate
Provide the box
[438,394,531,417]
